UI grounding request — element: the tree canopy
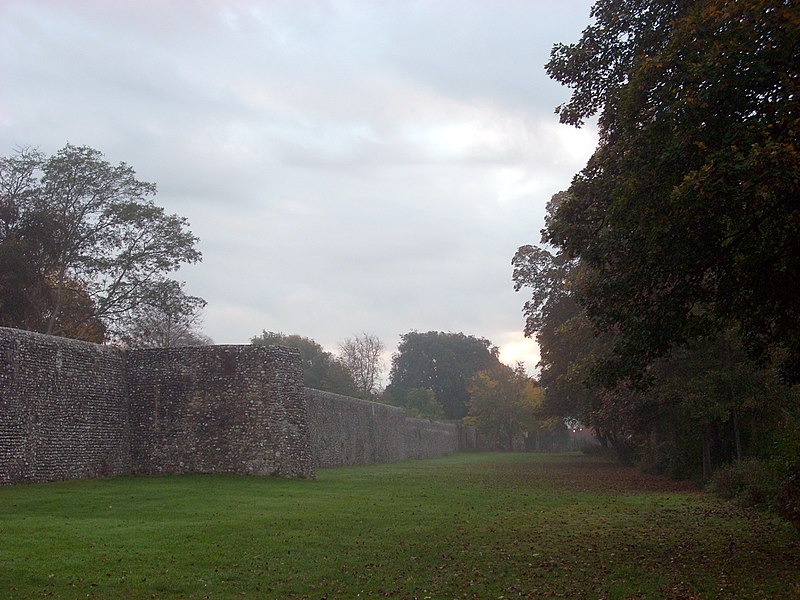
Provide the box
[467,364,545,451]
[514,0,800,494]
[516,193,798,471]
[251,331,358,396]
[386,331,502,419]
[545,0,800,383]
[119,279,211,348]
[0,144,202,343]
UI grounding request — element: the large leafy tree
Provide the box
[387,331,502,419]
[515,192,799,473]
[0,144,202,342]
[646,330,792,478]
[513,221,636,455]
[467,364,545,451]
[545,0,800,382]
[251,331,359,396]
[390,387,444,419]
[0,148,60,333]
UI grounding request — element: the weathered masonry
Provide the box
[0,327,459,485]
[0,329,132,484]
[305,389,459,468]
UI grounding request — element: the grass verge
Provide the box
[1,452,798,599]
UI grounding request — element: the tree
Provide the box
[513,195,603,417]
[251,331,359,396]
[0,144,202,342]
[467,364,544,451]
[516,197,798,472]
[644,330,794,479]
[1,147,59,333]
[118,279,211,348]
[386,331,503,419]
[338,332,385,399]
[545,0,800,383]
[385,387,444,419]
[41,274,108,343]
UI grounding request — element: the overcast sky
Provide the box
[1,0,597,377]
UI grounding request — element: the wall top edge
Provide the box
[0,327,300,358]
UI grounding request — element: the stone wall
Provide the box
[128,345,312,478]
[305,388,460,468]
[0,328,314,484]
[0,328,130,484]
[0,327,461,485]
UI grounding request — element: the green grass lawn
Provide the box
[1,453,797,599]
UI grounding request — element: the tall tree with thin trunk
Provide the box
[339,333,385,399]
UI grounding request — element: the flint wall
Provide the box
[0,329,130,484]
[0,327,460,485]
[305,388,459,468]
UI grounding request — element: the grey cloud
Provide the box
[1,0,597,373]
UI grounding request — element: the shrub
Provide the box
[637,439,699,480]
[776,467,800,530]
[580,444,617,460]
[707,459,782,510]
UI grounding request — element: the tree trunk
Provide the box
[46,266,68,335]
[732,409,742,462]
[702,423,713,481]
[723,335,742,462]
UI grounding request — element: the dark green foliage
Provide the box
[0,144,202,342]
[513,234,636,456]
[545,0,800,384]
[708,459,782,510]
[777,468,800,530]
[251,330,358,396]
[773,406,800,527]
[384,386,444,419]
[514,0,800,513]
[515,206,800,486]
[386,331,503,419]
